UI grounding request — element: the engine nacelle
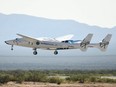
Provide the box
[36,41,40,45]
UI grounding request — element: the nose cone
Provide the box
[5,40,14,45]
[5,41,9,44]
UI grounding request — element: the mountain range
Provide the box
[0,13,115,56]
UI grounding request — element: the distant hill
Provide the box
[0,13,115,56]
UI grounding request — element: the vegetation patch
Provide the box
[0,70,116,84]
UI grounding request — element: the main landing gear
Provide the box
[54,50,58,55]
[33,48,37,55]
[32,49,58,55]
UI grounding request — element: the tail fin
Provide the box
[80,34,93,51]
[99,34,112,51]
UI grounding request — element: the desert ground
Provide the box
[0,82,116,87]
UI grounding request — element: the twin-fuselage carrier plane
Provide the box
[5,34,112,55]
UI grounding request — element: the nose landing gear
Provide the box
[11,45,13,50]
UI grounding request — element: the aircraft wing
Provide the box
[55,34,74,42]
[17,34,40,42]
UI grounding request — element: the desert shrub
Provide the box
[48,77,63,85]
[0,70,116,84]
[89,76,96,83]
[66,74,89,83]
[26,72,47,82]
[0,74,10,84]
[16,76,24,84]
[100,78,116,83]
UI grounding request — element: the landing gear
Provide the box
[11,45,13,50]
[33,51,37,55]
[33,48,37,55]
[54,50,58,55]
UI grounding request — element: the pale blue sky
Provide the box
[0,0,116,28]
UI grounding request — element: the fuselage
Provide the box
[5,38,81,50]
[5,33,111,55]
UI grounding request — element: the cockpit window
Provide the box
[65,40,68,43]
[62,40,78,44]
[62,40,72,43]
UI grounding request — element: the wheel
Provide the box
[33,51,37,55]
[54,50,58,55]
[11,48,13,50]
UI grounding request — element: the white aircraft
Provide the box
[5,34,112,55]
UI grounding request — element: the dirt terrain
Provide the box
[0,82,116,87]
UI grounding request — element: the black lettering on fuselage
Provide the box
[41,42,56,46]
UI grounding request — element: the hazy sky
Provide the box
[0,0,116,28]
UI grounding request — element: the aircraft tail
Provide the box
[80,34,93,51]
[98,34,112,51]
